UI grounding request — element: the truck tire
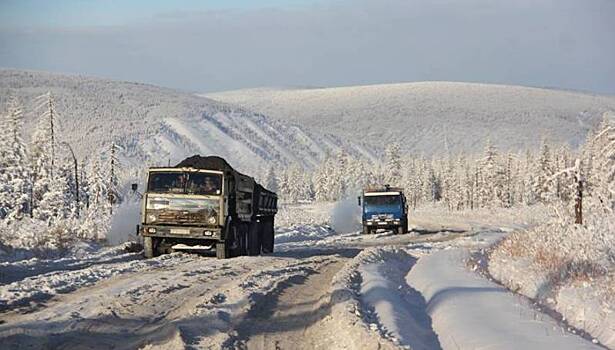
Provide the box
[143,236,154,258]
[261,218,274,254]
[257,221,264,253]
[216,242,230,259]
[232,223,248,257]
[248,222,261,256]
[397,225,405,235]
[156,239,172,255]
[362,226,370,235]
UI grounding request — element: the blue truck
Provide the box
[358,185,409,234]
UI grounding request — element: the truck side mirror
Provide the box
[131,183,138,192]
[357,196,361,206]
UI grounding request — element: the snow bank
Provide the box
[356,248,441,349]
[329,248,401,350]
[489,205,615,348]
[409,203,549,233]
[0,217,107,263]
[0,251,190,312]
[408,248,599,350]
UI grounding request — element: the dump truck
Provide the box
[358,185,408,234]
[138,155,277,259]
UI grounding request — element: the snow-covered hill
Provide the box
[0,69,374,176]
[206,82,615,154]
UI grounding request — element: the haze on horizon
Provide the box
[0,0,614,94]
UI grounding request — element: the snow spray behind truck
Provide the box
[358,185,408,234]
[138,155,277,259]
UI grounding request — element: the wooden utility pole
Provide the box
[573,159,584,225]
[547,158,584,225]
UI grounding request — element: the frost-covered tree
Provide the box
[31,92,57,176]
[0,97,31,220]
[383,143,402,185]
[533,140,555,203]
[313,154,335,202]
[476,140,506,207]
[264,165,278,193]
[107,142,122,213]
[79,159,111,240]
[590,113,615,211]
[330,151,350,200]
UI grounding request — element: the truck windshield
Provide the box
[148,172,222,195]
[364,195,401,206]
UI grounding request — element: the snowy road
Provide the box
[0,217,605,349]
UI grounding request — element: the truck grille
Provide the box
[371,214,394,220]
[157,209,212,225]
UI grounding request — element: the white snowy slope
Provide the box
[206,83,615,154]
[0,69,373,176]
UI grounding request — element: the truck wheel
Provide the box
[257,221,264,253]
[261,219,274,254]
[216,242,230,259]
[156,239,172,255]
[143,236,154,258]
[231,223,248,257]
[248,222,260,256]
[397,226,404,235]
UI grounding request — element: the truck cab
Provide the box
[358,186,408,234]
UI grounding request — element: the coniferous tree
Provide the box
[265,165,278,193]
[384,143,402,185]
[533,140,555,203]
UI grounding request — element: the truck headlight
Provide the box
[208,216,217,225]
[147,214,157,223]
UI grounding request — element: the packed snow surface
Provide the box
[0,203,608,349]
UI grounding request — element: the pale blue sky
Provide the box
[0,0,319,26]
[1,0,614,94]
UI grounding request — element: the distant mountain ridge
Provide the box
[206,82,615,155]
[0,69,374,178]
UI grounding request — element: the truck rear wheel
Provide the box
[248,222,261,256]
[143,236,154,258]
[261,218,274,254]
[362,226,370,235]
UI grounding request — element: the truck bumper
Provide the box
[363,219,402,229]
[141,225,222,241]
